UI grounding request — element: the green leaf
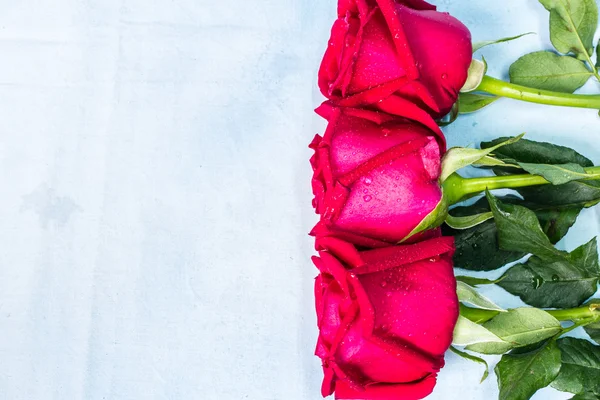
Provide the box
[584,321,600,345]
[499,238,600,308]
[450,346,490,383]
[456,275,501,286]
[473,32,535,53]
[495,340,562,400]
[518,162,600,185]
[481,136,594,167]
[453,315,506,346]
[539,0,598,60]
[509,51,592,93]
[596,39,600,68]
[457,281,507,311]
[444,199,514,270]
[458,93,500,114]
[473,155,515,167]
[401,194,448,242]
[446,212,494,229]
[518,180,600,208]
[486,191,566,261]
[445,218,522,271]
[461,59,487,93]
[551,338,600,396]
[536,206,583,243]
[481,137,600,207]
[445,197,580,271]
[441,135,524,182]
[467,308,561,354]
[570,393,600,400]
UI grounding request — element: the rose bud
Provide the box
[313,235,458,399]
[319,0,472,119]
[310,104,446,246]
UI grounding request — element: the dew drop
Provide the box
[552,275,560,282]
[532,276,543,289]
[363,189,369,194]
[364,195,372,202]
[364,177,372,185]
[395,176,400,181]
[380,281,388,288]
[441,73,448,80]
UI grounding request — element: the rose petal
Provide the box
[334,374,437,400]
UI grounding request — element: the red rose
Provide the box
[313,235,458,399]
[310,104,444,246]
[319,0,472,119]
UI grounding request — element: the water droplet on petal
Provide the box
[441,73,448,80]
[380,281,387,288]
[364,195,372,202]
[364,177,372,185]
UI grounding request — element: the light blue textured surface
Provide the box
[0,1,597,399]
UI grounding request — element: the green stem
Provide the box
[444,166,600,204]
[547,303,600,322]
[476,75,600,109]
[460,303,600,323]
